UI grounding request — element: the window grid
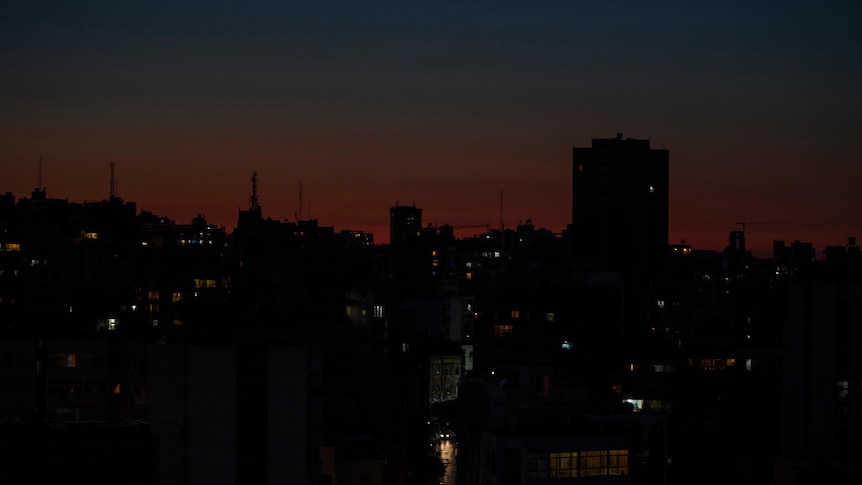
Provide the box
[529,449,628,479]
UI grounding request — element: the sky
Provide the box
[2,1,861,253]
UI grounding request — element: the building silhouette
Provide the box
[389,204,422,247]
[4,149,862,484]
[571,133,669,274]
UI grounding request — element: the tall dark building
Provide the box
[389,204,422,247]
[571,133,669,274]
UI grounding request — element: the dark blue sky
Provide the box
[3,1,861,251]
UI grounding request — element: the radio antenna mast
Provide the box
[110,163,116,199]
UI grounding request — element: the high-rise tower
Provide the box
[389,204,422,247]
[571,133,669,274]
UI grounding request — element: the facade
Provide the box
[389,204,422,247]
[571,134,669,274]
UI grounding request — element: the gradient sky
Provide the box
[2,1,861,254]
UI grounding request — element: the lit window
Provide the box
[550,451,578,478]
[172,292,182,303]
[66,354,77,368]
[511,310,520,319]
[561,340,572,350]
[3,243,22,251]
[607,449,629,475]
[373,305,385,318]
[582,450,606,477]
[623,398,643,411]
[83,232,99,240]
[148,291,159,302]
[494,324,514,336]
[657,300,665,308]
[107,318,118,331]
[173,319,183,326]
[649,185,655,193]
[545,312,555,322]
[466,272,473,280]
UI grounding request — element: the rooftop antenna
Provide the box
[38,155,43,190]
[110,162,116,199]
[250,171,260,210]
[499,189,504,230]
[299,181,303,221]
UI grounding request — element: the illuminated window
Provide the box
[3,243,21,251]
[466,272,473,280]
[373,305,385,318]
[83,232,99,240]
[107,318,118,331]
[623,398,643,411]
[607,450,629,475]
[531,450,628,478]
[494,324,514,336]
[649,185,655,193]
[511,310,520,319]
[66,354,78,368]
[194,279,217,289]
[172,292,182,303]
[545,312,555,322]
[173,319,183,326]
[148,291,159,302]
[582,450,606,476]
[550,451,578,478]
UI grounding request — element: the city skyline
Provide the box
[2,2,861,253]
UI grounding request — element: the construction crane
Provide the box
[735,221,770,233]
